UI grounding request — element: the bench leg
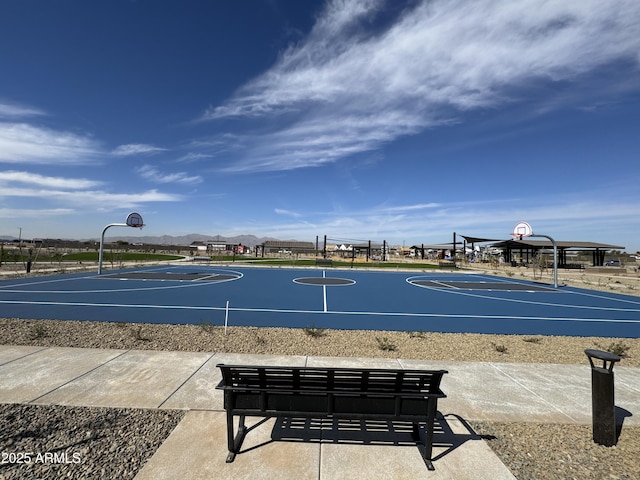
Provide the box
[226,411,247,463]
[413,400,438,471]
[412,423,434,471]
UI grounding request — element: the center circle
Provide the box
[294,277,356,286]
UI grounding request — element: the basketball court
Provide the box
[1,265,639,338]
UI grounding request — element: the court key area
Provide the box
[1,265,639,338]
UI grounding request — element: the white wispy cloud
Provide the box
[0,208,74,219]
[380,203,442,213]
[1,186,182,207]
[0,169,182,207]
[176,152,214,163]
[111,144,167,156]
[204,0,640,172]
[274,208,302,218]
[261,199,640,245]
[0,170,102,189]
[60,189,181,206]
[0,101,47,119]
[0,123,102,164]
[137,164,203,185]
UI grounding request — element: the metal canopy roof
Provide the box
[459,235,503,244]
[490,239,625,250]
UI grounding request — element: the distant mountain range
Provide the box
[0,234,301,248]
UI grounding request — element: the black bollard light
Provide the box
[584,349,622,447]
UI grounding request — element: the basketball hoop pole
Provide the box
[98,223,128,275]
[511,221,557,288]
[98,213,144,274]
[532,234,558,289]
[513,232,558,288]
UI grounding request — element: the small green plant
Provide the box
[29,323,49,340]
[491,342,508,353]
[522,337,541,344]
[251,329,267,345]
[376,336,397,352]
[132,325,150,342]
[303,324,327,338]
[199,320,218,334]
[597,341,630,358]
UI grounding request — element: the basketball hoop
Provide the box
[511,221,532,240]
[125,212,145,229]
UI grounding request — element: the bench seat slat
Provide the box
[217,384,444,399]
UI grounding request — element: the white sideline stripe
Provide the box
[323,270,328,313]
[0,299,638,324]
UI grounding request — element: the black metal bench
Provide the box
[438,261,456,268]
[216,364,447,470]
[315,258,333,267]
[561,263,585,270]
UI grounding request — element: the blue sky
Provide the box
[1,1,639,251]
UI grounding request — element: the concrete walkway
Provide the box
[1,345,638,479]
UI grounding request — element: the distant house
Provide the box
[189,241,247,254]
[190,241,208,252]
[260,240,316,256]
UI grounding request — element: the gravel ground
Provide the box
[0,404,183,480]
[469,422,640,480]
[1,317,639,479]
[1,317,639,366]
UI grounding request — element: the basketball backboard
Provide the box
[511,221,532,239]
[125,212,144,228]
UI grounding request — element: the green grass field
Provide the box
[2,252,184,263]
[64,252,183,262]
[1,249,451,271]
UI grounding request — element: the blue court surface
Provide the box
[1,265,639,338]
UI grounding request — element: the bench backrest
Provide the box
[217,364,447,396]
[217,364,447,419]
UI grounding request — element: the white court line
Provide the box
[0,265,215,291]
[563,287,640,306]
[0,281,225,295]
[465,275,640,306]
[0,265,168,290]
[406,277,640,313]
[0,274,99,289]
[323,270,328,313]
[194,274,223,281]
[0,299,638,325]
[430,280,460,289]
[0,269,243,294]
